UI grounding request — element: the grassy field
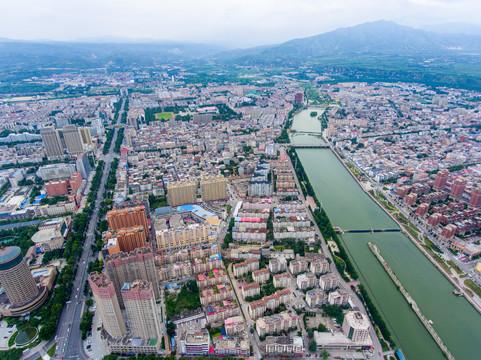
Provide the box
[47,343,57,357]
[465,279,481,297]
[155,112,173,120]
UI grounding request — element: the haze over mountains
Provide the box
[1,21,481,69]
[2,20,481,90]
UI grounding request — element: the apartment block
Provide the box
[306,289,327,307]
[289,259,308,275]
[296,272,317,290]
[256,312,297,337]
[265,336,304,356]
[121,280,162,340]
[273,272,292,288]
[319,274,340,291]
[107,205,150,239]
[201,175,227,201]
[224,316,245,335]
[269,257,288,273]
[103,226,147,254]
[88,272,126,338]
[241,282,261,299]
[233,258,259,277]
[196,269,228,289]
[167,179,197,206]
[328,289,350,306]
[310,259,330,275]
[104,247,160,308]
[253,268,270,284]
[200,284,234,306]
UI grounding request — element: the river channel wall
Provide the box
[368,242,455,360]
[328,145,481,315]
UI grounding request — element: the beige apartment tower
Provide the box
[167,179,197,206]
[61,125,84,155]
[0,246,38,306]
[40,126,64,159]
[121,280,162,340]
[201,175,227,201]
[79,127,93,147]
[88,272,126,338]
[155,223,213,251]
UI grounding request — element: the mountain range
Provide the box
[2,20,481,88]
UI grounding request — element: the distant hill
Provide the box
[421,22,481,37]
[0,40,226,73]
[225,20,481,64]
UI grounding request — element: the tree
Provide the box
[321,349,330,359]
[86,299,93,308]
[309,340,317,352]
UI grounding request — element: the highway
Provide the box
[24,98,125,360]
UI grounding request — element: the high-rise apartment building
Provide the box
[103,226,147,254]
[104,247,160,308]
[201,175,227,201]
[79,127,93,147]
[88,272,126,338]
[107,205,150,239]
[167,180,197,207]
[0,246,38,306]
[121,280,162,340]
[433,169,449,191]
[61,125,84,155]
[450,178,467,200]
[40,126,64,159]
[469,186,481,208]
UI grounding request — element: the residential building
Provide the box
[289,259,308,275]
[269,257,287,273]
[107,205,150,239]
[328,289,350,306]
[233,258,259,277]
[306,289,327,307]
[167,179,197,206]
[273,272,292,288]
[319,274,340,291]
[450,178,467,200]
[61,125,84,155]
[469,187,481,208]
[88,272,126,338]
[310,259,330,275]
[241,282,261,299]
[296,272,317,290]
[103,226,147,254]
[433,169,449,191]
[40,126,64,159]
[201,175,227,201]
[121,280,162,340]
[104,247,160,308]
[253,268,270,284]
[256,312,297,336]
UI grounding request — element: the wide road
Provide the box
[24,98,125,360]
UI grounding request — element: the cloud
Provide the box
[0,0,480,47]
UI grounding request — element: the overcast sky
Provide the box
[1,0,480,47]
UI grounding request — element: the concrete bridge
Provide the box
[334,227,401,234]
[289,143,330,149]
[290,130,323,135]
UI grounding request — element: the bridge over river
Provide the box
[334,227,401,234]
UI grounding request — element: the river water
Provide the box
[291,109,481,360]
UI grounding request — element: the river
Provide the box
[291,109,481,360]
